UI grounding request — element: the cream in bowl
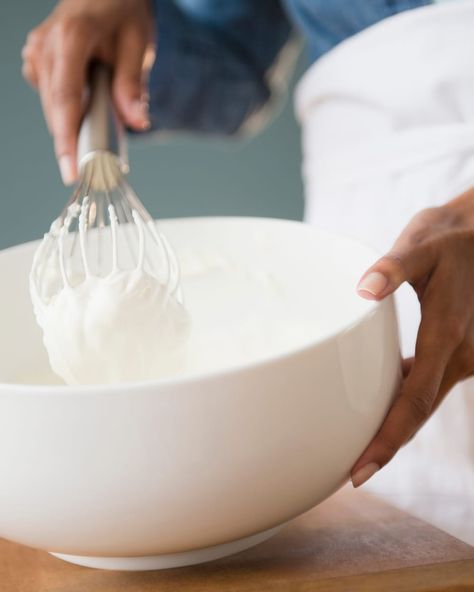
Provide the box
[0,217,400,570]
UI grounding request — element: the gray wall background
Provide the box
[1,1,304,251]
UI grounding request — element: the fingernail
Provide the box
[58,155,75,186]
[357,272,388,298]
[351,462,380,488]
[131,99,150,129]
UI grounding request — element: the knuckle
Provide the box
[412,206,443,229]
[454,229,474,255]
[409,227,431,247]
[379,252,407,279]
[21,45,41,71]
[21,63,36,84]
[52,15,92,46]
[125,22,145,43]
[443,315,465,346]
[51,86,81,106]
[26,27,44,47]
[54,136,73,157]
[408,208,445,246]
[408,390,433,423]
[456,343,474,376]
[438,203,466,228]
[23,34,45,66]
[21,42,35,60]
[414,206,440,222]
[21,52,34,71]
[378,438,399,463]
[114,75,141,98]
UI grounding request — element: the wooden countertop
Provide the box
[1,486,473,592]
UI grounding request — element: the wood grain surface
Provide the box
[1,486,473,592]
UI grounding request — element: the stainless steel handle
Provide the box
[77,63,128,172]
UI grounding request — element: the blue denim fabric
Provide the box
[285,0,432,62]
[149,0,432,134]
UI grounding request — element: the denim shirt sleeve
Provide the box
[147,0,294,136]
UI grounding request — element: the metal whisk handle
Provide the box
[77,62,128,172]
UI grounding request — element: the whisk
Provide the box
[31,63,182,305]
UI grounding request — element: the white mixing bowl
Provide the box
[0,217,400,570]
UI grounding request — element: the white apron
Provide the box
[295,0,474,544]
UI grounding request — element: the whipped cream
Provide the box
[30,200,190,385]
[32,270,190,385]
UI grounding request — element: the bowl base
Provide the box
[50,525,282,571]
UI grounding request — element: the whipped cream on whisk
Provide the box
[33,270,190,385]
[30,200,190,386]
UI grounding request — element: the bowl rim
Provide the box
[0,216,386,396]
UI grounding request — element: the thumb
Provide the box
[357,242,437,301]
[112,26,149,130]
[356,254,408,301]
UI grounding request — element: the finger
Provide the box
[351,292,463,487]
[21,42,40,88]
[351,359,441,487]
[431,379,455,415]
[433,341,474,411]
[405,353,463,443]
[357,246,436,301]
[37,46,54,134]
[22,58,39,89]
[21,25,48,89]
[357,219,439,301]
[112,26,149,130]
[402,357,414,378]
[49,21,93,185]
